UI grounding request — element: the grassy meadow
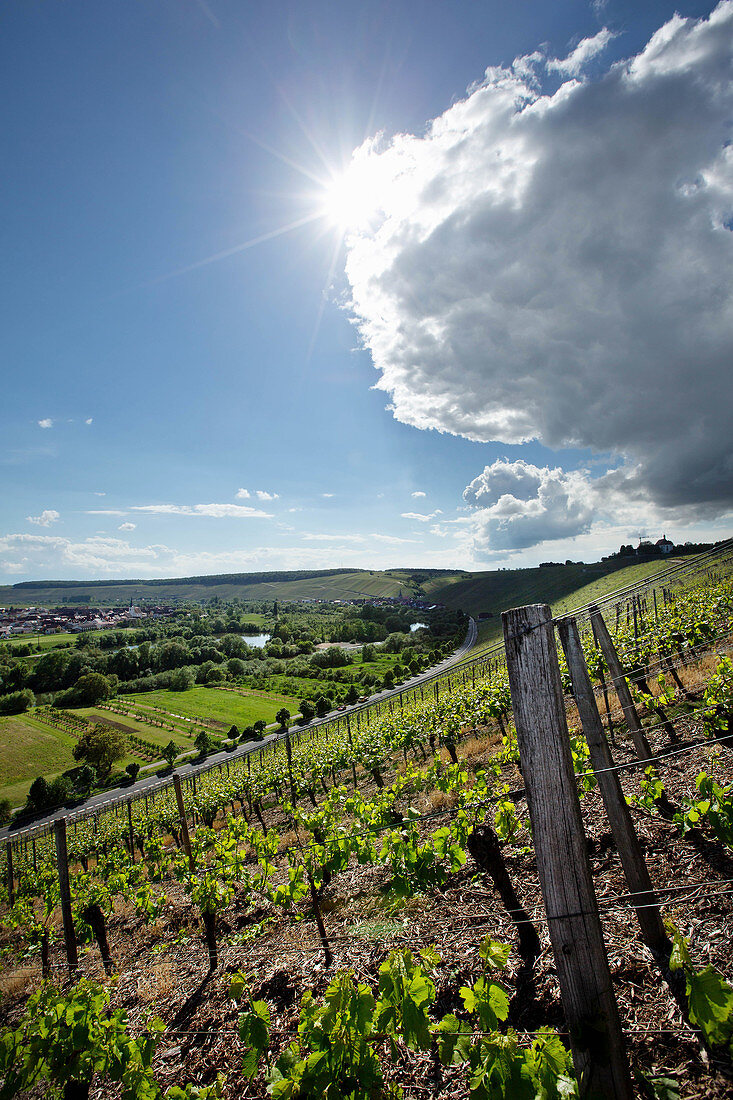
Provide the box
[121,685,298,730]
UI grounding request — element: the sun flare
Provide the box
[319,159,382,232]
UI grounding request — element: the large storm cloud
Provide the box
[342,3,733,534]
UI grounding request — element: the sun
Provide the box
[319,158,382,233]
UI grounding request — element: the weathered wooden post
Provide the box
[54,818,78,974]
[589,605,653,763]
[173,773,194,872]
[127,801,135,864]
[558,617,670,960]
[503,604,633,1099]
[6,841,14,907]
[284,730,297,806]
[590,616,616,745]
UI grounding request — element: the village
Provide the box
[0,601,175,639]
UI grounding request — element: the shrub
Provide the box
[0,689,35,716]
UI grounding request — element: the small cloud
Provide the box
[37,418,53,429]
[302,533,364,542]
[322,492,335,499]
[411,490,427,498]
[118,522,136,531]
[130,502,273,519]
[85,417,93,425]
[93,491,106,497]
[87,509,128,516]
[401,510,443,522]
[237,488,279,501]
[27,509,60,527]
[376,492,385,499]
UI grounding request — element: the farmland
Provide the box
[0,549,731,1098]
[119,686,298,731]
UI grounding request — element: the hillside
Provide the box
[424,558,679,646]
[0,559,684,617]
[0,569,437,607]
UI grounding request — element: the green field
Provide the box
[0,714,80,805]
[120,686,299,730]
[76,707,193,750]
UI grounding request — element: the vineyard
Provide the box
[0,546,732,1098]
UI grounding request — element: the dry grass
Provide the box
[136,961,174,1004]
[0,967,38,1002]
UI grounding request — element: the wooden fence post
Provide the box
[590,616,616,744]
[589,605,653,763]
[558,616,671,961]
[54,817,78,974]
[503,603,633,1099]
[6,842,14,907]
[127,801,135,864]
[173,774,195,872]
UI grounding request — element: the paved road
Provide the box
[2,617,477,839]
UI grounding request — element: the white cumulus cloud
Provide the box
[411,490,427,498]
[27,510,60,528]
[118,522,136,531]
[341,3,733,529]
[461,458,733,555]
[37,418,53,429]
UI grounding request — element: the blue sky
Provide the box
[1,0,731,582]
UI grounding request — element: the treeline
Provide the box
[12,567,369,591]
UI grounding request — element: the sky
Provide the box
[1,0,731,583]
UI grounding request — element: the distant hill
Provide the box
[0,568,463,607]
[0,560,681,629]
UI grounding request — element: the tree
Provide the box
[0,799,11,825]
[170,666,194,691]
[315,695,333,718]
[226,657,246,679]
[73,725,126,776]
[253,720,267,739]
[0,689,35,716]
[345,684,359,704]
[125,762,140,784]
[299,699,315,724]
[275,707,290,731]
[162,740,178,769]
[228,724,239,740]
[67,672,112,706]
[154,639,191,671]
[77,764,96,792]
[47,775,73,807]
[195,730,213,757]
[27,776,49,810]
